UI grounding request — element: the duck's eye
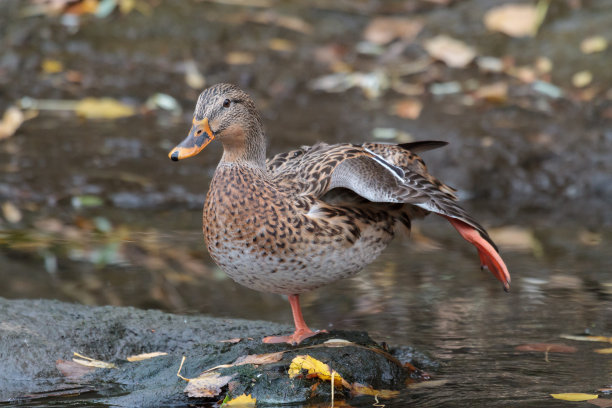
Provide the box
[223,99,231,108]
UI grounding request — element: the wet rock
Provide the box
[0,297,424,407]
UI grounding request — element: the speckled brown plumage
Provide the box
[169,83,511,344]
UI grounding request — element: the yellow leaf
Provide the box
[42,59,64,74]
[224,394,256,406]
[75,98,136,119]
[288,355,344,386]
[561,334,612,343]
[581,36,608,54]
[126,352,168,362]
[72,352,117,369]
[550,393,598,402]
[225,52,255,65]
[594,348,612,354]
[351,383,399,398]
[572,71,593,88]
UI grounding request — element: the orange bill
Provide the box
[168,117,214,161]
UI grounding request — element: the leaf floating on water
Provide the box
[423,35,476,68]
[515,343,577,353]
[580,36,608,54]
[594,348,612,354]
[75,97,136,119]
[223,393,256,406]
[72,352,117,369]
[483,3,544,37]
[126,351,168,362]
[351,383,399,398]
[560,334,612,343]
[184,372,235,398]
[551,393,598,402]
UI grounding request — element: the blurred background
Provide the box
[0,0,611,406]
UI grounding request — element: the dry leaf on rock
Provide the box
[232,352,284,366]
[423,35,476,68]
[484,3,541,37]
[288,355,345,386]
[126,352,168,362]
[56,359,96,379]
[72,352,117,369]
[363,17,423,45]
[581,36,608,54]
[224,393,256,406]
[184,372,235,398]
[551,393,599,402]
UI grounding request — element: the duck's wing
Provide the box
[266,141,510,291]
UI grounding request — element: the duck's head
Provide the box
[168,83,265,165]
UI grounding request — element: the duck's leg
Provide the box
[263,294,325,345]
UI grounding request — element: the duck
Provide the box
[168,83,510,345]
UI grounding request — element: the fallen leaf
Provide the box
[594,348,612,354]
[515,343,577,353]
[56,359,95,379]
[224,393,256,406]
[2,202,22,224]
[473,82,508,103]
[392,99,422,119]
[0,106,25,140]
[407,379,449,389]
[561,334,612,343]
[184,60,206,89]
[184,372,234,398]
[423,35,476,68]
[288,355,345,386]
[219,338,242,343]
[225,52,255,65]
[248,11,313,35]
[572,70,593,88]
[350,383,399,398]
[232,352,284,366]
[551,393,598,402]
[75,98,136,119]
[535,56,553,75]
[268,38,294,52]
[581,36,608,54]
[484,3,543,37]
[589,398,612,408]
[363,17,423,45]
[42,58,64,74]
[72,352,117,369]
[126,352,168,362]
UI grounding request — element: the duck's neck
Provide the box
[219,126,267,168]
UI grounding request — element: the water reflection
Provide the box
[0,211,610,406]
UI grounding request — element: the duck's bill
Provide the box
[168,117,214,161]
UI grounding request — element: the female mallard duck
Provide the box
[169,83,510,345]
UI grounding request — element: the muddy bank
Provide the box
[0,297,433,407]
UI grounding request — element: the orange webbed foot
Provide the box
[263,329,327,346]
